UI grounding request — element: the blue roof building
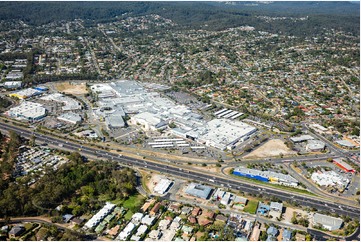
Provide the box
[257,202,270,215]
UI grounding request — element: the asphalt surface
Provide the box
[0,122,359,219]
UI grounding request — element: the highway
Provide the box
[0,122,359,219]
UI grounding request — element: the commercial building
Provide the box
[233,167,269,182]
[153,178,173,195]
[91,83,116,98]
[105,115,125,129]
[185,183,213,199]
[290,135,314,143]
[8,101,47,121]
[57,112,82,124]
[9,88,42,100]
[310,123,328,134]
[312,213,343,231]
[306,140,326,152]
[335,140,356,149]
[333,158,355,173]
[233,167,298,187]
[186,119,257,150]
[221,192,232,206]
[34,86,49,92]
[130,112,164,131]
[311,171,349,189]
[212,188,226,201]
[6,70,23,80]
[40,93,82,111]
[91,80,255,150]
[4,81,22,89]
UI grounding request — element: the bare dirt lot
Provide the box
[191,164,221,174]
[55,82,88,95]
[284,207,311,225]
[144,173,162,194]
[243,139,297,159]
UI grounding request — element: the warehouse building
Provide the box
[306,140,326,152]
[130,112,165,131]
[34,86,49,92]
[91,83,116,98]
[290,135,314,143]
[312,213,343,231]
[186,119,257,150]
[153,178,173,195]
[185,183,213,199]
[8,101,47,121]
[335,140,356,149]
[233,167,269,182]
[9,88,42,100]
[333,158,355,173]
[4,81,22,89]
[57,112,82,125]
[41,93,82,111]
[233,167,298,187]
[310,123,328,133]
[105,115,125,129]
[6,70,23,80]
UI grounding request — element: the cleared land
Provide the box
[243,199,258,214]
[55,82,88,95]
[284,207,311,224]
[145,173,163,194]
[243,139,297,159]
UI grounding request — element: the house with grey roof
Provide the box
[270,202,283,212]
[9,225,25,239]
[282,229,292,241]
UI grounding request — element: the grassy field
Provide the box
[122,194,146,210]
[124,210,134,220]
[243,199,258,214]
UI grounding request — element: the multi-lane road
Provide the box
[0,122,359,219]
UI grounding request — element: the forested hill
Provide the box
[0,1,359,36]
